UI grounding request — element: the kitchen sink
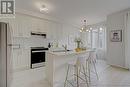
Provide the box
[53,50,72,52]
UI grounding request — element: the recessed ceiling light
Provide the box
[79,30,82,32]
[86,29,89,32]
[100,27,103,31]
[90,27,92,30]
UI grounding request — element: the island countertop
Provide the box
[47,50,92,56]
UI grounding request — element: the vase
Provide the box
[77,41,80,48]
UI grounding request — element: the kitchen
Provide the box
[0,0,130,87]
[0,12,80,87]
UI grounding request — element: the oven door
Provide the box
[31,50,46,68]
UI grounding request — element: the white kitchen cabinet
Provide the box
[0,15,31,37]
[18,15,31,37]
[14,15,31,37]
[30,17,46,33]
[37,19,46,32]
[12,48,30,71]
[0,14,63,39]
[30,17,39,32]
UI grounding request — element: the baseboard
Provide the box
[109,64,129,70]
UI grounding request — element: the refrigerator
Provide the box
[0,22,12,87]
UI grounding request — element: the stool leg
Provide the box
[64,65,70,87]
[92,60,99,80]
[74,65,77,81]
[88,59,91,83]
[82,65,89,87]
[86,59,90,83]
[76,66,80,87]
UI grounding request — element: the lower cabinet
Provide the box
[12,48,30,72]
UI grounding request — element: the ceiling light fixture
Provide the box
[90,27,92,30]
[79,20,90,32]
[40,5,48,13]
[99,27,103,31]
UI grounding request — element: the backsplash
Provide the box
[13,36,48,49]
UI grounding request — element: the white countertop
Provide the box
[47,50,93,56]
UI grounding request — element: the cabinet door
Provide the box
[9,15,30,37]
[21,49,30,69]
[39,20,46,33]
[19,16,31,37]
[12,48,30,71]
[30,17,38,32]
[12,49,22,70]
[35,19,48,33]
[10,17,21,37]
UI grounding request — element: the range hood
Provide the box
[31,31,47,37]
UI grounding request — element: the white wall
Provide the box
[106,8,130,69]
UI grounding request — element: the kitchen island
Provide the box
[45,50,90,87]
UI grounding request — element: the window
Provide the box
[86,27,106,49]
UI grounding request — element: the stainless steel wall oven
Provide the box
[31,47,48,68]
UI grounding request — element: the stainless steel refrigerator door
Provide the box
[7,23,13,87]
[0,22,7,87]
[0,22,12,87]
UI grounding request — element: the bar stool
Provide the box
[64,55,79,87]
[77,55,89,87]
[64,54,89,87]
[86,50,99,83]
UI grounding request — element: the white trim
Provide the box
[125,12,130,69]
[15,8,61,23]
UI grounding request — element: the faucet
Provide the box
[62,44,67,52]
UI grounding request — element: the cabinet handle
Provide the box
[8,44,20,49]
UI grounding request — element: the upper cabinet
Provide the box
[30,18,47,33]
[0,14,31,38]
[0,14,62,40]
[11,15,31,37]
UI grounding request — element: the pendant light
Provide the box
[80,20,92,32]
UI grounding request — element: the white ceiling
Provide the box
[16,0,130,26]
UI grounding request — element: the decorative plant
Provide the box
[74,37,82,48]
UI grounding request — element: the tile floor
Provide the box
[10,67,50,87]
[11,60,130,87]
